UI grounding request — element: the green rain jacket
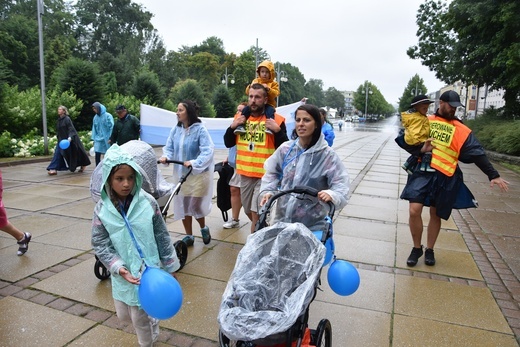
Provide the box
[91,145,180,306]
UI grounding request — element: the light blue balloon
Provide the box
[312,231,334,266]
[139,267,183,320]
[327,259,360,296]
[59,139,70,150]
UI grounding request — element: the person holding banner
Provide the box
[224,84,288,233]
[159,100,214,246]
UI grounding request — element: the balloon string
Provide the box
[120,203,146,264]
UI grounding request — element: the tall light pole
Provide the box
[276,64,288,107]
[364,85,372,118]
[221,67,235,88]
[411,81,422,96]
[37,0,49,154]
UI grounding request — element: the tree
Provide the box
[324,87,345,110]
[212,85,236,118]
[169,79,215,118]
[185,52,221,96]
[275,63,306,106]
[304,79,325,107]
[408,0,520,117]
[353,81,394,117]
[52,57,104,130]
[398,74,428,112]
[131,69,165,107]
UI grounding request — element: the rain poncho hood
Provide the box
[91,145,179,306]
[218,222,325,342]
[91,102,114,153]
[260,134,349,231]
[246,60,280,108]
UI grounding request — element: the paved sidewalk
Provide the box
[0,119,518,346]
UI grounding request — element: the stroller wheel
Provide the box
[174,240,188,271]
[310,319,332,347]
[94,256,111,280]
[218,329,251,347]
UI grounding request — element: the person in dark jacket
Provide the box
[47,105,91,175]
[109,105,140,146]
[397,90,509,267]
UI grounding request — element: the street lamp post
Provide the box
[37,0,49,154]
[276,64,288,107]
[364,85,372,119]
[411,82,422,96]
[221,67,235,88]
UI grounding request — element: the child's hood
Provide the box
[257,60,276,83]
[100,144,143,200]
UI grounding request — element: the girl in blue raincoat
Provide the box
[92,145,180,346]
[91,102,114,165]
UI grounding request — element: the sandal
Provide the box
[17,232,32,256]
[48,170,57,175]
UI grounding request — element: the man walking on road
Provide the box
[223,84,288,233]
[397,90,509,267]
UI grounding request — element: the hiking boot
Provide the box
[200,226,211,245]
[223,219,240,229]
[17,232,32,256]
[425,248,436,266]
[182,235,194,247]
[406,246,423,267]
[234,126,246,135]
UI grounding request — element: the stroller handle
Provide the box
[256,185,336,232]
[157,160,193,184]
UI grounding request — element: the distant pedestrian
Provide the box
[109,105,140,146]
[91,102,114,166]
[47,105,91,175]
[0,170,31,256]
[319,109,335,146]
[338,119,344,131]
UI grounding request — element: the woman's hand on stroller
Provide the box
[317,191,332,203]
[158,157,168,165]
[260,193,272,206]
[119,267,140,285]
[183,161,192,168]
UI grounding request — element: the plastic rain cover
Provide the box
[89,140,173,202]
[218,222,326,341]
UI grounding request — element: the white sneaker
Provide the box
[223,219,240,229]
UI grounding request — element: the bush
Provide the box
[467,108,520,155]
[212,85,236,118]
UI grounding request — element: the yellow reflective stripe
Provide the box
[431,157,455,175]
[433,141,457,157]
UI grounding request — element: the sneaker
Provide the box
[17,232,32,256]
[200,226,211,245]
[223,219,240,229]
[406,246,423,267]
[182,235,194,247]
[234,126,246,135]
[425,248,436,266]
[265,128,273,135]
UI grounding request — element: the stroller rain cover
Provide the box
[89,140,173,202]
[218,222,326,341]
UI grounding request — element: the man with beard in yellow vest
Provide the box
[397,90,509,267]
[224,84,288,233]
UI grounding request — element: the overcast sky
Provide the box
[134,0,446,105]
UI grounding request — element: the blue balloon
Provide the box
[59,139,70,150]
[139,266,183,319]
[327,259,360,296]
[312,231,335,266]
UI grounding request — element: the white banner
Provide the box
[140,101,304,148]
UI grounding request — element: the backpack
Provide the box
[214,161,234,221]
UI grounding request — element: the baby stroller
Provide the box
[89,140,190,280]
[218,186,334,347]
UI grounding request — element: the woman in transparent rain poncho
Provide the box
[259,104,350,231]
